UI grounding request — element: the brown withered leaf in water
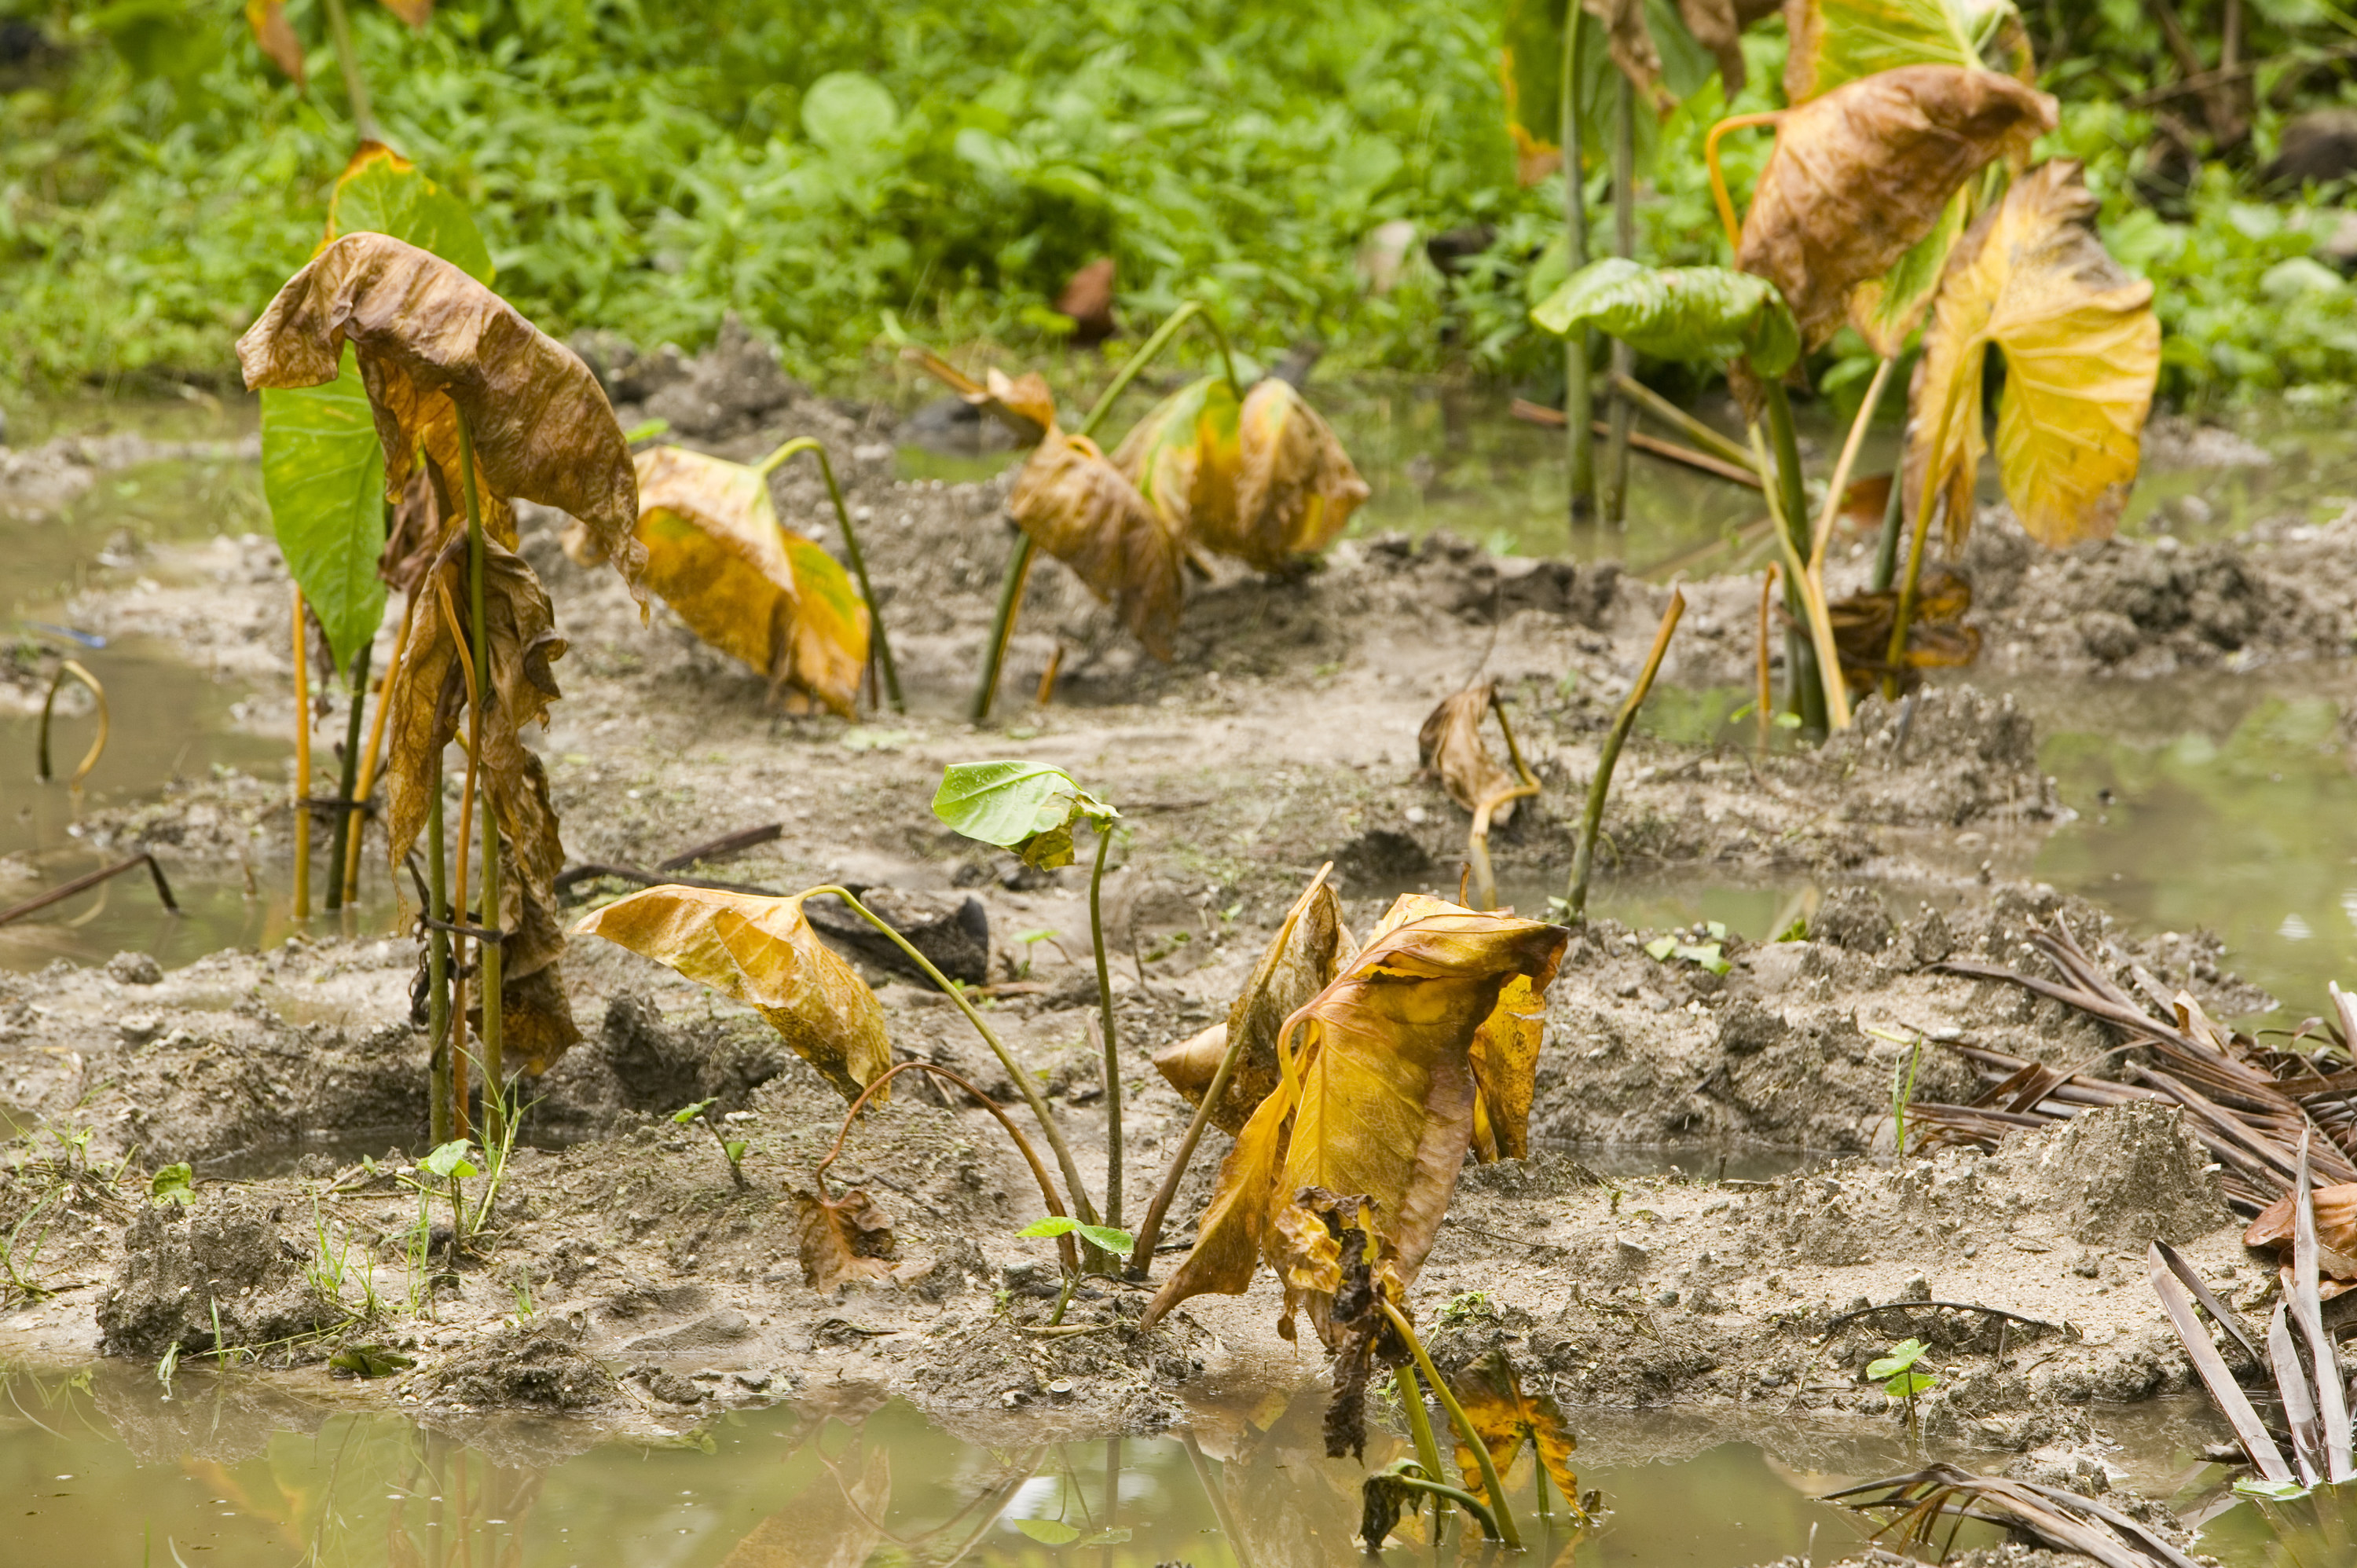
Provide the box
[236,232,643,606]
[794,1189,898,1291]
[2243,1183,2357,1280]
[245,0,305,84]
[1278,1188,1409,1459]
[1139,904,1567,1335]
[1827,566,1981,695]
[1009,426,1186,660]
[1733,66,2055,352]
[1153,869,1360,1134]
[574,886,893,1105]
[1418,683,1525,828]
[1450,1350,1584,1515]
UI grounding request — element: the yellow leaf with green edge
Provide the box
[1785,0,2031,103]
[574,885,892,1105]
[779,533,870,716]
[1906,160,2159,551]
[1110,376,1243,547]
[1447,1350,1585,1517]
[1229,379,1369,573]
[328,143,494,285]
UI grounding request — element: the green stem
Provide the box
[1379,1300,1520,1550]
[1882,493,1945,702]
[1601,71,1636,526]
[1870,457,1908,592]
[969,535,1036,725]
[324,639,371,913]
[1761,383,1828,734]
[1611,371,1758,474]
[1383,1471,1504,1544]
[755,437,903,714]
[454,409,502,1143]
[1089,826,1122,1235]
[426,784,452,1148]
[318,0,383,145]
[805,886,1099,1226]
[1078,300,1238,438]
[1395,1365,1453,1548]
[1562,9,1595,521]
[1569,588,1685,920]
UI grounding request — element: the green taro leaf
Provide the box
[1866,1338,1930,1380]
[421,1141,480,1181]
[149,1162,194,1206]
[1017,1214,1136,1254]
[932,760,1116,870]
[260,343,388,674]
[1532,258,1802,376]
[328,145,495,285]
[1786,0,2024,103]
[673,1097,716,1124]
[1014,1519,1082,1545]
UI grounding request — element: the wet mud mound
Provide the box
[97,1191,342,1360]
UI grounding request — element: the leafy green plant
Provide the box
[1016,1214,1137,1324]
[148,1163,195,1206]
[1644,926,1731,975]
[671,1098,751,1187]
[1866,1336,1938,1427]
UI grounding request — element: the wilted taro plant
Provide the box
[906,301,1368,721]
[1527,0,2160,733]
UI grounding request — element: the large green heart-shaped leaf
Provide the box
[261,345,387,672]
[932,760,1116,870]
[1531,257,1799,376]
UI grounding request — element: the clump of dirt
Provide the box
[420,1322,620,1412]
[95,1191,341,1360]
[1825,685,2055,826]
[1979,1100,2229,1250]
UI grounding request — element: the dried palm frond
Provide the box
[1828,1462,2200,1568]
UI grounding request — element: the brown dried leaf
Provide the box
[1827,566,1981,694]
[1585,0,1674,116]
[379,464,445,594]
[236,233,643,608]
[1418,683,1523,827]
[1373,896,1548,1162]
[794,1189,897,1291]
[2244,1183,2357,1280]
[1009,427,1185,660]
[573,886,893,1105]
[1226,379,1369,573]
[245,0,305,84]
[376,0,433,30]
[1677,0,1780,97]
[1733,65,2055,352]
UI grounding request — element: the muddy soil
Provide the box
[0,333,2341,1519]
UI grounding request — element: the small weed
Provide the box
[670,1099,750,1187]
[1440,1291,1497,1326]
[1644,925,1732,975]
[1867,1338,1939,1429]
[148,1163,194,1206]
[1016,1215,1135,1324]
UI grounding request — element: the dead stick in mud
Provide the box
[0,853,178,928]
[344,586,416,905]
[803,885,1100,1229]
[655,822,783,872]
[1127,863,1333,1274]
[1378,1299,1521,1550]
[1509,399,1762,489]
[292,584,313,921]
[1567,588,1684,920]
[816,1058,1079,1278]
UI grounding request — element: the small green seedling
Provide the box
[328,1345,417,1379]
[149,1163,194,1206]
[1867,1337,1939,1428]
[418,1139,479,1264]
[1017,1214,1136,1324]
[1013,929,1067,978]
[1644,929,1732,976]
[672,1098,750,1186]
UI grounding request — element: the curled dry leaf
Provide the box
[1733,64,2055,354]
[1418,683,1524,827]
[900,348,1051,443]
[1827,566,1981,694]
[1112,375,1367,573]
[1449,1350,1584,1516]
[245,0,304,84]
[1140,900,1567,1335]
[794,1188,898,1291]
[2244,1183,2357,1280]
[592,445,871,716]
[1907,160,2160,551]
[1284,1189,1408,1460]
[236,232,644,608]
[1009,426,1185,661]
[1679,0,1780,97]
[1113,376,1243,551]
[1373,895,1549,1162]
[1153,869,1359,1134]
[573,885,893,1105]
[1585,0,1677,117]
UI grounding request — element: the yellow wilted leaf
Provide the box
[1786,0,2036,104]
[1734,66,2053,354]
[1448,1350,1585,1517]
[574,886,893,1105]
[1907,160,2161,550]
[1140,903,1567,1335]
[244,0,304,84]
[1009,427,1186,660]
[609,445,871,716]
[1110,376,1243,548]
[1371,896,1547,1162]
[1418,683,1524,827]
[1226,379,1369,573]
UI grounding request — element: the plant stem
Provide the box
[325,639,371,913]
[1561,8,1594,521]
[318,0,383,145]
[451,409,501,1142]
[969,536,1037,724]
[345,577,412,905]
[1089,825,1122,1233]
[1601,71,1636,525]
[805,886,1099,1225]
[1870,452,1908,592]
[1468,694,1541,913]
[1610,371,1757,473]
[1078,300,1238,436]
[1126,864,1331,1272]
[1378,1299,1520,1549]
[1882,491,1947,702]
[1758,387,1850,731]
[1755,562,1779,750]
[1812,357,1894,574]
[426,784,452,1147]
[753,437,903,714]
[1386,1471,1504,1544]
[291,585,312,921]
[1395,1365,1453,1547]
[1569,587,1685,919]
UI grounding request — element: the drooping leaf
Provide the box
[1418,683,1524,826]
[574,886,893,1105]
[600,445,871,717]
[1008,426,1185,661]
[1732,65,2055,354]
[1372,896,1549,1162]
[236,232,644,607]
[1906,160,2161,551]
[1153,868,1360,1135]
[1532,257,1800,376]
[931,760,1116,871]
[1360,1467,1432,1552]
[792,1188,897,1291]
[1827,566,1981,694]
[1679,0,1781,97]
[327,143,494,286]
[1276,1187,1408,1453]
[1587,0,1677,115]
[900,350,1051,442]
[1139,903,1569,1335]
[1448,1350,1583,1515]
[1111,376,1243,548]
[244,0,303,84]
[1846,188,1970,358]
[259,345,387,672]
[475,824,583,1074]
[1785,0,2033,104]
[1227,379,1369,573]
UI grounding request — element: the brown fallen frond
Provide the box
[1828,1463,2201,1568]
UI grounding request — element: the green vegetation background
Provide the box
[2,0,2353,403]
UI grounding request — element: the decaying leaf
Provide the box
[1786,0,2034,104]
[236,232,644,605]
[245,0,304,84]
[2244,1183,2357,1280]
[1533,257,1801,378]
[1733,65,2055,354]
[1009,426,1185,660]
[1279,1187,1409,1457]
[471,821,582,1073]
[1153,870,1360,1134]
[574,885,893,1105]
[1140,900,1568,1336]
[1111,375,1367,574]
[585,445,871,716]
[1372,895,1549,1163]
[1360,1466,1434,1553]
[1586,0,1677,117]
[1448,1350,1584,1515]
[1907,160,2161,551]
[1827,567,1981,694]
[794,1188,897,1291]
[377,0,434,30]
[1113,376,1243,548]
[1419,684,1525,828]
[901,349,1053,443]
[1680,0,1780,97]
